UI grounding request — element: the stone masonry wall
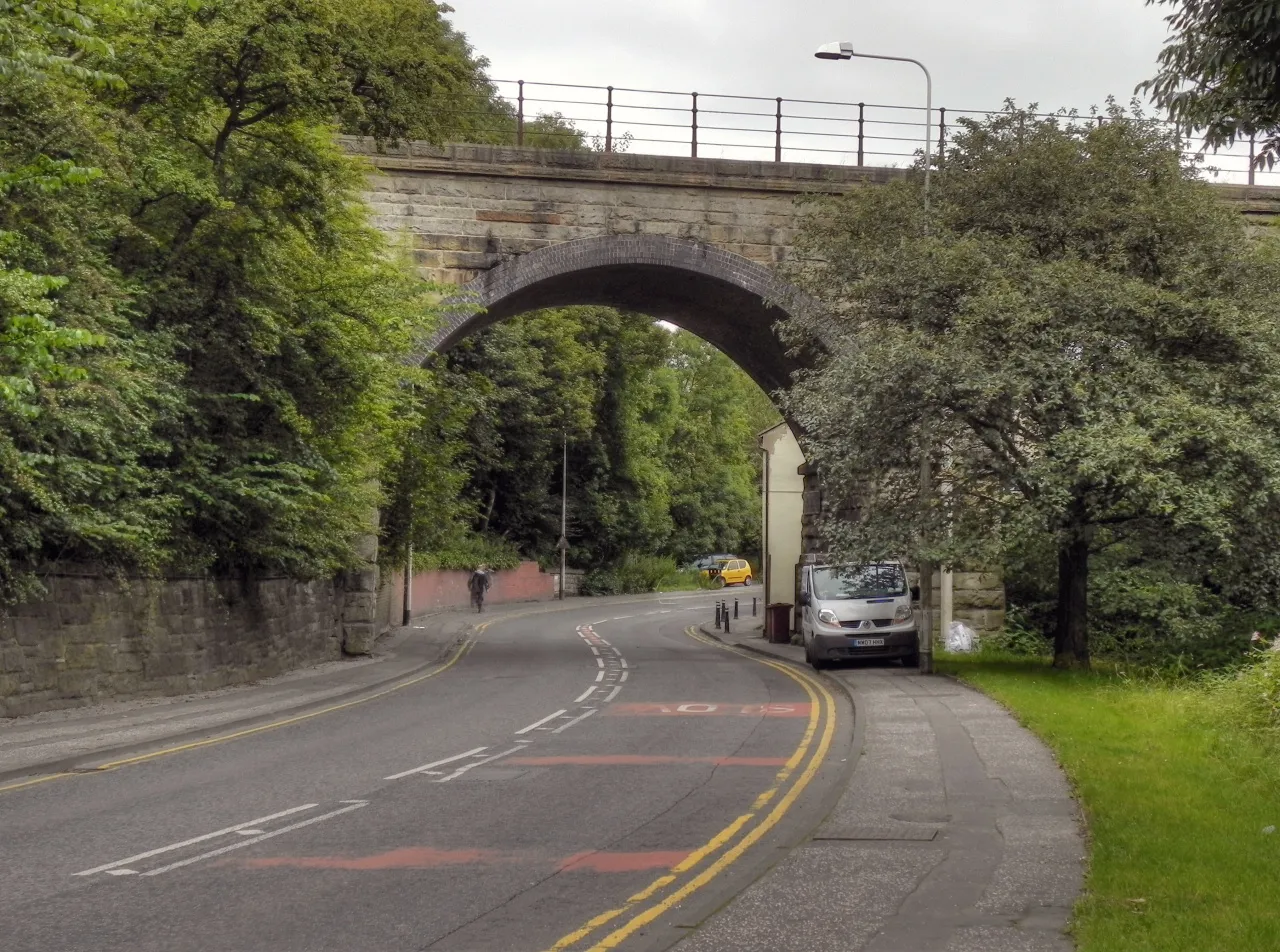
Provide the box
[0,571,343,718]
[346,142,1280,290]
[350,142,894,288]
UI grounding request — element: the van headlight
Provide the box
[894,604,913,623]
[817,609,840,626]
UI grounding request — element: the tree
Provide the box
[781,105,1280,668]
[402,308,773,576]
[1140,0,1280,169]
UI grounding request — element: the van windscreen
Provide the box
[812,564,907,600]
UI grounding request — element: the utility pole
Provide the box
[558,432,568,600]
[918,426,934,674]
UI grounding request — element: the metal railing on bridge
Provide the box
[443,78,1277,188]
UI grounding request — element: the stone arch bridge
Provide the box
[349,139,1280,395]
[334,140,1279,653]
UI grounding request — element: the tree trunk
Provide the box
[1053,534,1090,669]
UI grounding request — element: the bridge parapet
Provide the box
[348,140,1279,288]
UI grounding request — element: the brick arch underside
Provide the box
[419,236,813,396]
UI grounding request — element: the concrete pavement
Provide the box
[688,619,1084,952]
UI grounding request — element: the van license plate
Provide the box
[854,638,885,647]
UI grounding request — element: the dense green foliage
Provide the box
[383,307,778,586]
[1141,0,1280,169]
[1,0,761,606]
[0,0,527,601]
[783,105,1280,668]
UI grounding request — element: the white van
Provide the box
[798,561,919,669]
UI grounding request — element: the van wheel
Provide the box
[805,636,827,670]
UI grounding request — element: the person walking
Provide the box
[468,564,491,613]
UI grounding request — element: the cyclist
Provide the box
[468,564,491,613]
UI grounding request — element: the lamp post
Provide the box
[816,40,942,672]
[814,41,933,212]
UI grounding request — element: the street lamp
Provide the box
[814,41,933,212]
[815,40,944,672]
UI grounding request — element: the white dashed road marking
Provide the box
[384,746,488,780]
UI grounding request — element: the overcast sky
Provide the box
[448,1,1173,119]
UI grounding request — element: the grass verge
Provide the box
[937,654,1280,952]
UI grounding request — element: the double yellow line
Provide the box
[546,626,838,952]
[0,624,488,796]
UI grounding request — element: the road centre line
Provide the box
[515,710,568,735]
[435,746,526,783]
[552,708,598,734]
[142,801,368,877]
[620,671,629,682]
[590,646,600,655]
[384,746,488,781]
[74,803,320,876]
[602,685,623,703]
[546,627,837,951]
[596,657,605,668]
[595,670,605,682]
[574,687,596,703]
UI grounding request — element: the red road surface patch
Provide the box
[507,755,787,767]
[556,851,689,873]
[608,702,811,718]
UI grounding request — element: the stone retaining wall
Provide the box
[0,570,343,718]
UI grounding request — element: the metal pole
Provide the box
[559,433,567,600]
[857,102,865,166]
[937,106,947,166]
[775,98,783,162]
[517,80,525,147]
[402,544,412,626]
[606,86,614,153]
[918,421,934,674]
[691,92,699,158]
[846,54,932,212]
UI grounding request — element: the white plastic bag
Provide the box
[946,621,979,653]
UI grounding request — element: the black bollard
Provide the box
[715,603,722,629]
[752,597,757,616]
[724,610,731,634]
[734,598,739,619]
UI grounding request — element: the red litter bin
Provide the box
[766,603,793,644]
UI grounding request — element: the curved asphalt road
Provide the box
[0,593,851,952]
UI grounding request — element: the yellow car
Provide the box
[710,558,753,588]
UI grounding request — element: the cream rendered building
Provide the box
[759,422,805,632]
